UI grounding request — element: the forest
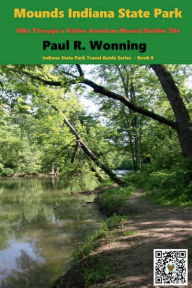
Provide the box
[0,64,192,201]
[0,64,192,287]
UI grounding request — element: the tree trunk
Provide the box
[71,141,80,163]
[22,69,176,129]
[43,96,124,185]
[130,83,142,170]
[151,65,192,157]
[128,130,136,169]
[63,117,124,185]
[135,134,141,170]
[22,66,192,157]
[50,163,56,175]
[90,166,103,182]
[132,117,141,170]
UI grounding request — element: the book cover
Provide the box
[0,1,191,288]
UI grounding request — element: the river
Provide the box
[0,175,103,288]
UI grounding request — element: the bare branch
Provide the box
[82,78,176,129]
[75,64,84,77]
[12,68,176,129]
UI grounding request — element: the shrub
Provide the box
[99,185,135,214]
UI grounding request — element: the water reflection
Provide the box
[1,251,50,288]
[0,175,102,287]
[0,239,44,282]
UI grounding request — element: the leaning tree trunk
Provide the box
[44,96,124,185]
[90,165,103,183]
[151,65,192,158]
[63,116,124,185]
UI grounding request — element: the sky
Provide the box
[78,65,99,115]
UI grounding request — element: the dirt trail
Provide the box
[53,190,192,288]
[95,190,192,287]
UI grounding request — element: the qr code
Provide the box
[154,249,188,286]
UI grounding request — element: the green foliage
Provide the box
[1,64,192,197]
[116,158,134,170]
[1,64,192,288]
[97,179,113,188]
[99,185,135,214]
[106,214,128,228]
[121,230,138,237]
[72,221,109,263]
[0,168,14,176]
[0,118,42,176]
[126,160,192,205]
[72,212,129,264]
[83,256,113,287]
[71,209,132,287]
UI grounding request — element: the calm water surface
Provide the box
[0,175,103,288]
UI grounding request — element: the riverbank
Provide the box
[0,173,49,178]
[0,175,103,288]
[52,183,192,288]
